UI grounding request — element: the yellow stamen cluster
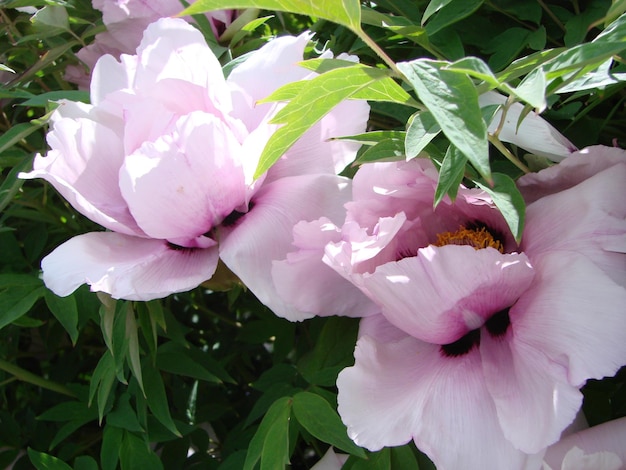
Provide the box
[434,226,503,253]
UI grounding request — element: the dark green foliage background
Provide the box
[1,0,625,468]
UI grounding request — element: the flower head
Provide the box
[21,18,369,305]
[279,150,626,468]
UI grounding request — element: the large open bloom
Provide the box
[65,1,239,88]
[21,18,369,307]
[276,148,626,468]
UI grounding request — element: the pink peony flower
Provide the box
[66,1,238,88]
[277,149,626,468]
[20,18,369,306]
[311,448,349,470]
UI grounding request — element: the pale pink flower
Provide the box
[21,18,369,304]
[278,150,626,469]
[66,0,238,88]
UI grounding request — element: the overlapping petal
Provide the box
[42,232,218,301]
[361,245,535,344]
[337,315,545,470]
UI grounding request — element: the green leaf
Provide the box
[474,173,525,243]
[331,130,406,145]
[292,391,366,458]
[390,446,420,468]
[107,393,144,433]
[243,396,292,470]
[405,111,441,159]
[424,0,483,36]
[142,361,181,437]
[354,139,405,165]
[44,291,79,345]
[543,42,626,78]
[255,66,388,178]
[421,0,453,25]
[595,11,626,42]
[434,145,466,206]
[276,58,418,107]
[0,274,46,330]
[298,317,359,386]
[0,121,45,154]
[398,59,491,182]
[100,425,123,470]
[119,431,163,470]
[156,343,221,383]
[124,304,144,396]
[444,56,500,87]
[88,351,116,423]
[350,448,391,470]
[18,90,90,107]
[604,1,626,27]
[31,5,69,30]
[180,0,361,31]
[27,448,72,470]
[73,456,99,470]
[510,67,546,111]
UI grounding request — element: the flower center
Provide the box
[434,225,503,253]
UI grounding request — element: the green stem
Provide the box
[488,135,531,174]
[0,358,77,398]
[355,28,403,78]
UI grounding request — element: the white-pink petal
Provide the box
[219,174,352,321]
[361,245,535,344]
[119,112,246,242]
[513,252,626,387]
[41,232,218,301]
[272,218,379,321]
[337,331,544,470]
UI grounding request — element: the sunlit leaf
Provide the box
[255,66,388,178]
[405,110,441,159]
[399,59,491,182]
[434,145,466,206]
[181,0,361,31]
[475,173,525,243]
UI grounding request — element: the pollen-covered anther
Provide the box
[434,226,504,253]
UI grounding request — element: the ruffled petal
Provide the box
[41,232,218,301]
[119,111,247,242]
[20,112,142,236]
[134,18,231,111]
[517,145,626,204]
[513,252,626,387]
[361,245,535,344]
[219,174,351,320]
[480,91,577,161]
[481,330,582,453]
[337,328,543,470]
[522,163,626,287]
[272,218,379,321]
